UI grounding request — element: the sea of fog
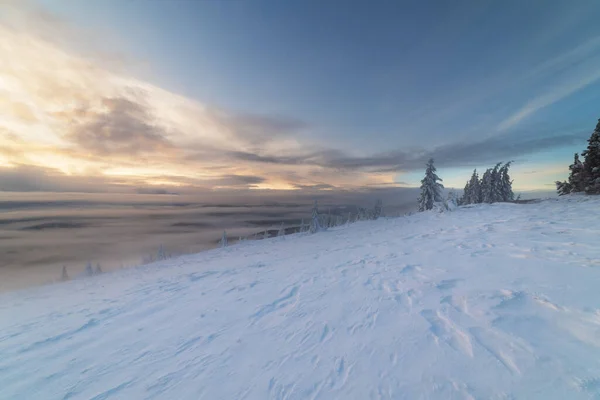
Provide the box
[0,188,553,292]
[0,191,419,292]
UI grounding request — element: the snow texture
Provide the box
[1,196,600,399]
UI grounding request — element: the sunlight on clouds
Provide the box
[1,1,576,193]
[0,15,369,192]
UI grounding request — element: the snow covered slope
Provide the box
[1,197,600,400]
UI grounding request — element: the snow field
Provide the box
[1,196,600,399]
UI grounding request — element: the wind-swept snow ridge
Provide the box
[1,196,600,399]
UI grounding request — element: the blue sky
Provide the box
[2,0,600,192]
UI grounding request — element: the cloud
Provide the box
[292,183,336,190]
[1,0,591,193]
[221,128,588,173]
[135,187,179,195]
[209,174,266,187]
[63,96,175,156]
[0,164,268,193]
[211,112,308,145]
[426,129,588,168]
[0,164,118,193]
[497,36,600,131]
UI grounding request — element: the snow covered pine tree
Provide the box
[372,199,383,219]
[469,170,482,204]
[418,158,444,211]
[85,261,94,277]
[278,222,285,237]
[499,162,514,202]
[582,119,600,194]
[556,154,584,195]
[480,169,493,203]
[556,119,600,195]
[60,266,69,281]
[221,231,228,247]
[309,200,321,233]
[568,153,585,193]
[460,169,481,205]
[490,163,503,203]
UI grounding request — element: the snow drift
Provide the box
[1,196,600,399]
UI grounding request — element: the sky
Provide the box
[1,0,600,194]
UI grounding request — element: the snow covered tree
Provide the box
[460,169,481,205]
[299,219,306,233]
[94,263,103,275]
[278,222,285,237]
[310,200,322,233]
[357,206,367,221]
[480,168,493,203]
[418,158,444,211]
[568,153,585,193]
[84,261,93,277]
[555,180,572,196]
[346,212,352,226]
[460,180,471,205]
[499,162,514,202]
[156,244,167,261]
[469,170,482,204]
[581,121,600,193]
[263,230,269,239]
[458,181,471,206]
[446,191,458,211]
[372,199,383,219]
[60,265,69,281]
[221,231,228,247]
[490,163,503,203]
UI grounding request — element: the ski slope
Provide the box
[1,196,600,399]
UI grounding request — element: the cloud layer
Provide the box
[1,1,596,193]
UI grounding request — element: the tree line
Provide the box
[417,158,515,211]
[555,119,600,195]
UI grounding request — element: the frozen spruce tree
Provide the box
[94,263,103,275]
[446,191,458,211]
[156,244,167,261]
[60,265,69,281]
[418,158,444,211]
[582,119,600,193]
[490,163,503,203]
[278,222,285,237]
[84,261,94,277]
[568,153,585,193]
[309,200,322,233]
[372,199,383,219]
[499,162,514,202]
[460,178,471,205]
[480,169,494,203]
[555,180,572,196]
[468,170,482,204]
[221,231,228,247]
[460,169,481,205]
